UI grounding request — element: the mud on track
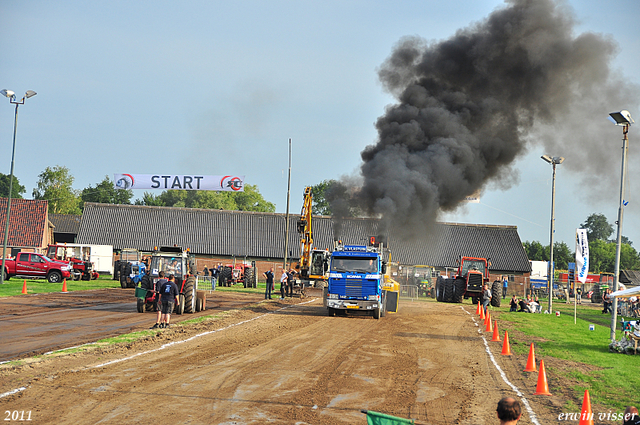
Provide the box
[0,288,265,362]
[0,299,566,424]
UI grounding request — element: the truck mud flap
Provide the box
[385,290,398,313]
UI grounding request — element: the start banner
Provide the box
[113,174,245,192]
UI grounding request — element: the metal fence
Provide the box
[195,276,216,292]
[399,285,418,299]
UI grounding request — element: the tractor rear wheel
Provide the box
[183,276,197,314]
[436,276,445,302]
[113,260,120,280]
[221,267,232,287]
[244,268,254,288]
[443,278,455,302]
[491,280,502,307]
[453,277,465,303]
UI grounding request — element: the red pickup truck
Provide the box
[2,252,74,283]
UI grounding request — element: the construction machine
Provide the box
[295,186,329,296]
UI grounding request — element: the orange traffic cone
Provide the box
[484,311,490,326]
[524,343,537,372]
[485,315,493,332]
[578,389,594,425]
[491,320,500,341]
[480,305,485,320]
[21,279,27,294]
[501,330,512,355]
[476,301,481,315]
[534,359,552,395]
[62,279,68,293]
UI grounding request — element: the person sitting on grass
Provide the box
[496,397,521,424]
[518,298,528,312]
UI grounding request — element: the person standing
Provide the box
[286,268,296,297]
[603,288,613,314]
[203,266,209,277]
[280,267,288,299]
[482,283,492,315]
[150,271,168,329]
[211,264,219,288]
[496,397,521,424]
[502,276,508,299]
[264,267,274,300]
[158,274,179,329]
[576,286,582,304]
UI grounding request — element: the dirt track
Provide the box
[0,295,570,424]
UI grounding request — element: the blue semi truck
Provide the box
[323,243,398,319]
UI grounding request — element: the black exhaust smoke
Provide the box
[333,0,638,240]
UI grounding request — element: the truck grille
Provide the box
[467,273,483,293]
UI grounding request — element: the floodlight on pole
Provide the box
[541,154,564,314]
[608,110,633,341]
[0,90,37,285]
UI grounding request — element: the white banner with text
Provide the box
[113,174,245,191]
[575,228,589,284]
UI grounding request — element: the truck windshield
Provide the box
[331,257,377,273]
[461,260,485,275]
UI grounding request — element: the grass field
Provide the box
[492,299,639,411]
[0,275,122,297]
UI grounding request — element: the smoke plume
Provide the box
[336,0,639,239]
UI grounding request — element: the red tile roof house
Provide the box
[0,198,54,258]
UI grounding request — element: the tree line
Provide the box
[0,166,275,214]
[523,213,640,272]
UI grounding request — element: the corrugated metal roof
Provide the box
[50,213,81,234]
[0,198,48,248]
[78,203,531,272]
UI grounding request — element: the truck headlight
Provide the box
[328,293,338,299]
[368,294,379,301]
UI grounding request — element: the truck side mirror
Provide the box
[381,263,387,274]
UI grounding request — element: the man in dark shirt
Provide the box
[264,267,274,300]
[159,274,179,329]
[151,271,168,329]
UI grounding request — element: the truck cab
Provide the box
[324,244,387,319]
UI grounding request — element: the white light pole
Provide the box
[541,154,564,314]
[608,110,633,341]
[0,89,37,285]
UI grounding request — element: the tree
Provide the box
[551,241,573,270]
[32,166,81,214]
[0,173,25,199]
[589,239,615,273]
[310,180,336,215]
[81,176,133,208]
[581,213,613,241]
[523,241,546,261]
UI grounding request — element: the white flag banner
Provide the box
[575,228,589,283]
[113,174,245,192]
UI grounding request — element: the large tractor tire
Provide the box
[243,268,254,288]
[453,277,466,303]
[183,276,197,314]
[120,262,128,288]
[443,278,455,303]
[436,276,445,302]
[221,266,232,287]
[113,260,120,281]
[491,280,502,307]
[137,298,144,313]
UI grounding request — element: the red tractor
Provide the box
[436,256,501,307]
[46,244,99,281]
[218,261,256,288]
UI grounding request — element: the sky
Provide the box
[1,0,639,251]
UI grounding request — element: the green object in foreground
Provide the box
[363,410,414,425]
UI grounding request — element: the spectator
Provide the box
[263,267,274,300]
[576,286,582,304]
[603,289,613,314]
[286,268,295,297]
[280,267,288,299]
[623,406,640,425]
[150,271,168,329]
[496,397,521,424]
[203,266,209,277]
[518,298,528,312]
[158,274,179,329]
[502,276,508,299]
[211,264,220,288]
[510,295,518,312]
